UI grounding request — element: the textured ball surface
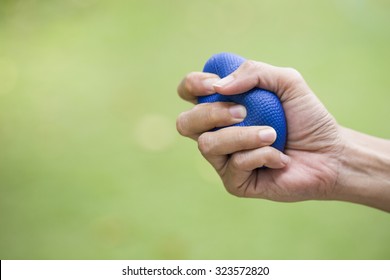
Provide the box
[198,53,287,151]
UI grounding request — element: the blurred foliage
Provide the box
[0,0,390,259]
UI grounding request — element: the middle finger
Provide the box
[176,102,246,140]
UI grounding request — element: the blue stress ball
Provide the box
[198,52,287,152]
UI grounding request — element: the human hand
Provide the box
[177,59,344,202]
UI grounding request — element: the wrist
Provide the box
[334,127,390,212]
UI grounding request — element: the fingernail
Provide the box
[229,105,246,119]
[213,75,235,88]
[202,78,220,93]
[280,153,290,165]
[259,128,276,143]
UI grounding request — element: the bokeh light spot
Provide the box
[134,114,176,151]
[0,57,18,96]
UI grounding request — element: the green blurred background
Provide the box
[1,0,390,259]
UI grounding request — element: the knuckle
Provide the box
[240,59,262,73]
[283,67,303,83]
[229,152,247,170]
[235,128,247,143]
[197,132,213,155]
[261,146,279,165]
[262,146,274,158]
[208,104,220,123]
[242,59,261,72]
[202,103,221,125]
[183,72,197,93]
[176,112,189,136]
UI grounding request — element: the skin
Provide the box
[176,60,390,212]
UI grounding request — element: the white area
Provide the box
[1,260,389,280]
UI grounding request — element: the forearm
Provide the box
[334,127,390,212]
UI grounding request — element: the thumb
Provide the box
[212,59,308,102]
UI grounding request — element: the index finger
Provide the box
[177,72,220,104]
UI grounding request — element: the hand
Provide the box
[176,60,343,202]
